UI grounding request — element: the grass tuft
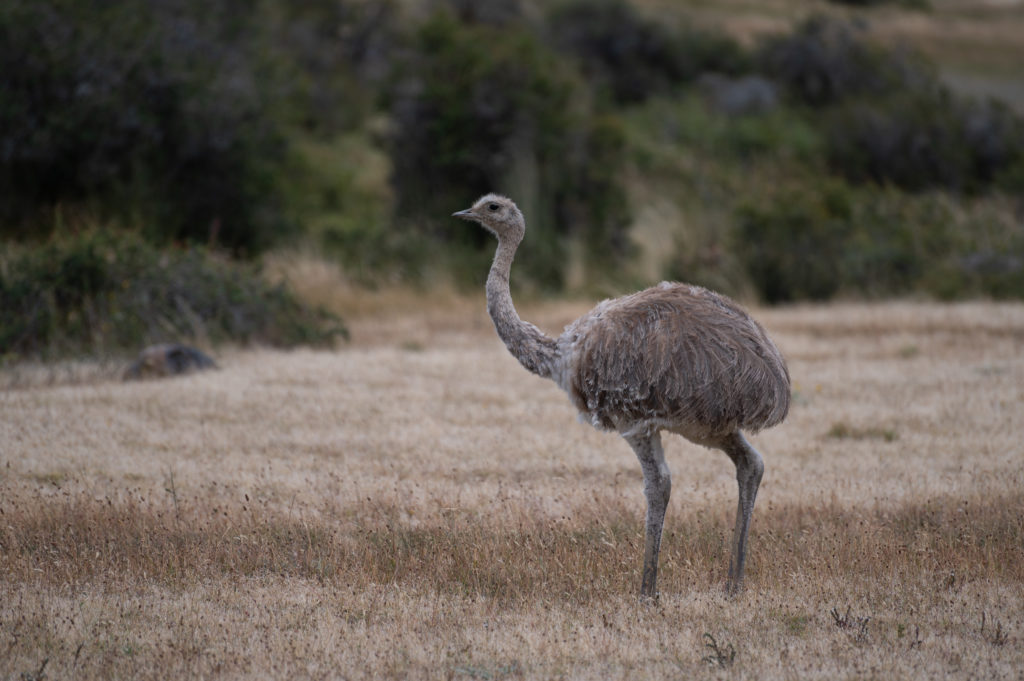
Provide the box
[700,633,736,668]
[830,606,871,643]
[981,612,1010,647]
[826,422,898,442]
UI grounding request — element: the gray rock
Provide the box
[124,344,217,380]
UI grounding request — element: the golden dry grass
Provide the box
[2,300,1023,679]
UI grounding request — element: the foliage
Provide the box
[759,15,934,108]
[0,0,291,253]
[760,16,1024,195]
[433,0,527,27]
[547,0,749,105]
[387,11,631,288]
[735,178,1024,302]
[1,3,1022,303]
[267,0,399,136]
[735,179,854,302]
[282,133,398,283]
[0,231,345,361]
[631,96,823,163]
[825,93,1024,193]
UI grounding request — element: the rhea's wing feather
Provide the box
[566,284,790,435]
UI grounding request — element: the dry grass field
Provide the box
[2,299,1023,680]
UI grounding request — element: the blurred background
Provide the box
[2,0,1023,361]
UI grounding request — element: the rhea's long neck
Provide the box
[486,236,559,379]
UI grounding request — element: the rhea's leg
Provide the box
[723,432,764,595]
[625,429,671,599]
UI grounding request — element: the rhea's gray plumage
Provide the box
[562,282,789,440]
[453,193,790,598]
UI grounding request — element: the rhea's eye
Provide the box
[488,203,499,211]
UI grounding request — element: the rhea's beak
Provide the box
[452,208,474,220]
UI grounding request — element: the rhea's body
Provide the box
[454,193,789,597]
[555,282,788,442]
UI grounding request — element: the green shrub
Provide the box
[925,200,1024,300]
[552,115,634,274]
[0,0,291,252]
[631,96,823,162]
[760,16,1024,195]
[962,100,1024,188]
[735,178,1023,302]
[432,0,526,27]
[735,179,855,302]
[759,15,933,108]
[270,0,400,135]
[280,133,399,283]
[0,232,346,361]
[734,179,954,302]
[387,11,631,288]
[547,0,749,105]
[824,92,1024,193]
[840,191,957,296]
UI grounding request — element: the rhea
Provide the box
[453,194,790,597]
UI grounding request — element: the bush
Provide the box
[839,191,955,296]
[824,92,1024,193]
[270,0,400,135]
[548,0,749,105]
[387,11,631,288]
[0,0,291,252]
[924,200,1024,300]
[0,231,346,361]
[636,95,823,162]
[759,16,1024,194]
[734,179,956,302]
[962,100,1024,188]
[735,178,1024,302]
[551,114,634,274]
[759,15,933,108]
[433,0,527,27]
[735,179,855,302]
[824,91,967,191]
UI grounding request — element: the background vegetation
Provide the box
[0,232,345,360]
[2,0,1023,358]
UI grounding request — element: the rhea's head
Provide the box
[452,194,525,242]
